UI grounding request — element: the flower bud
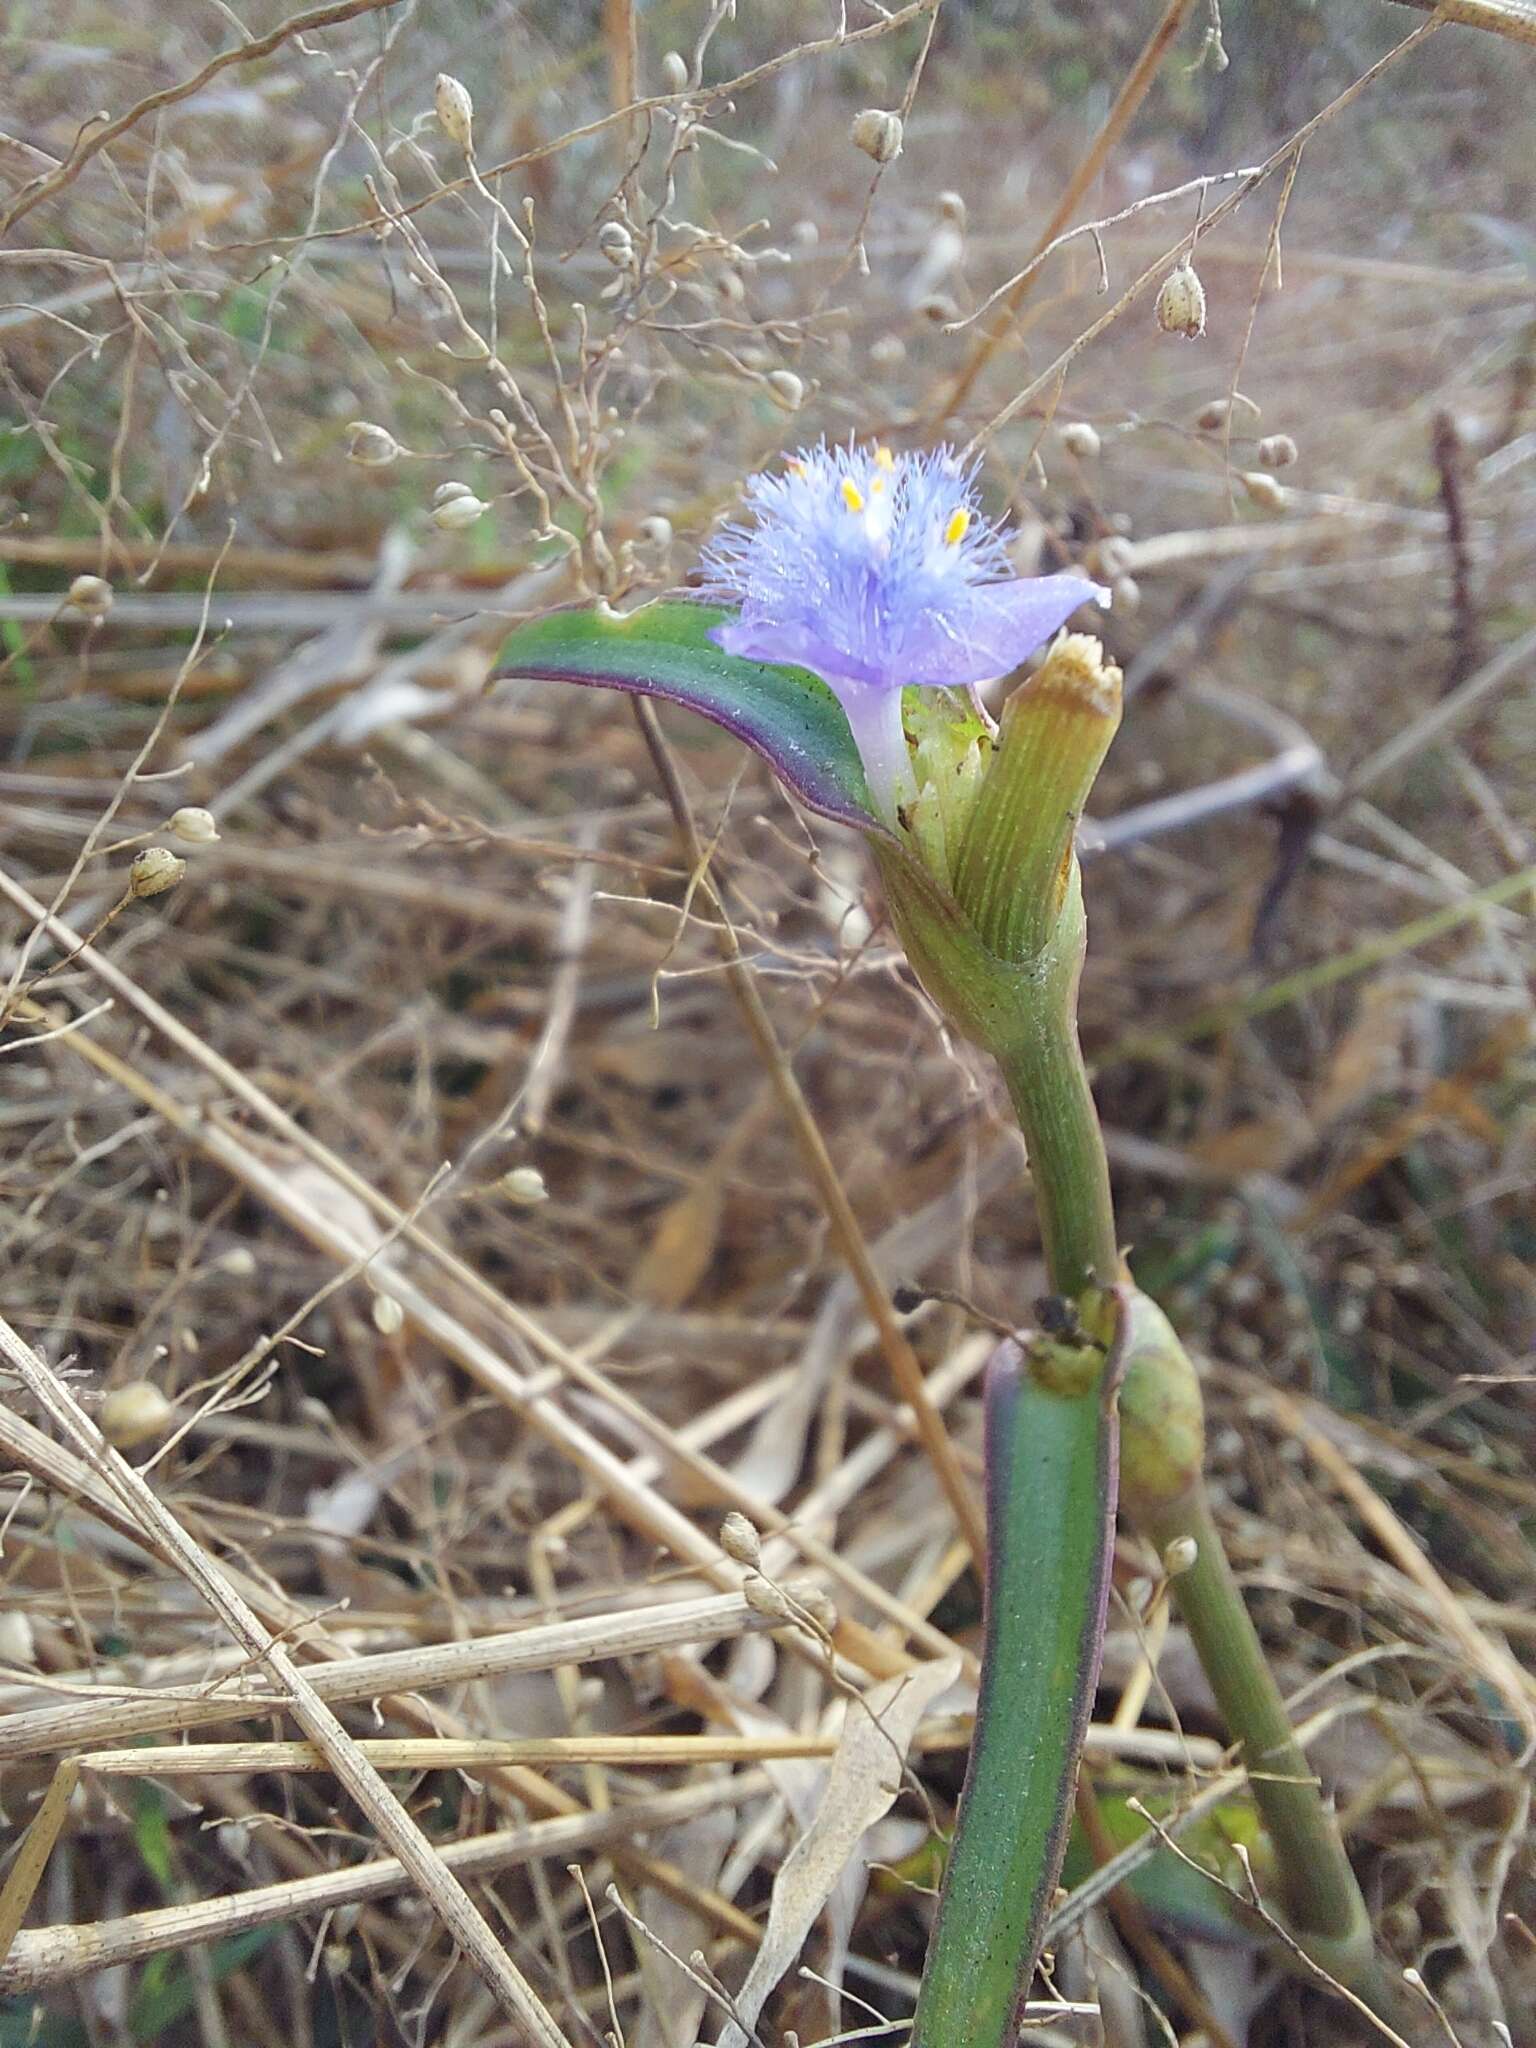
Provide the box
[432,491,488,530]
[952,634,1122,965]
[346,420,401,467]
[129,847,186,899]
[598,220,634,269]
[1117,1292,1206,1521]
[660,50,689,92]
[371,1293,404,1335]
[1058,421,1100,460]
[766,369,804,412]
[1155,261,1206,340]
[1162,1534,1199,1577]
[434,73,474,150]
[498,1165,548,1206]
[1256,432,1298,470]
[65,574,113,618]
[1240,469,1286,511]
[719,1511,762,1567]
[100,1380,174,1448]
[168,805,219,846]
[851,108,903,165]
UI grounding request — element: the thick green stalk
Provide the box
[912,1338,1118,2047]
[1141,1484,1377,1969]
[901,858,1123,2048]
[887,634,1378,2037]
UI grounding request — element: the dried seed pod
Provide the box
[916,292,959,325]
[1058,421,1101,460]
[1156,261,1206,340]
[719,1511,762,1567]
[638,515,674,548]
[0,1611,37,1666]
[660,50,689,93]
[1256,432,1298,470]
[1162,1534,1199,1576]
[100,1380,174,1448]
[215,1820,252,1863]
[433,73,474,150]
[129,847,185,899]
[766,369,804,412]
[1240,469,1286,511]
[346,420,401,467]
[1110,574,1141,615]
[936,189,966,226]
[371,1293,404,1336]
[793,1585,838,1633]
[1093,534,1135,581]
[499,1165,548,1206]
[851,108,903,165]
[432,491,488,530]
[218,1246,258,1277]
[1195,393,1257,432]
[65,574,113,618]
[741,1571,793,1621]
[433,479,475,506]
[168,805,219,846]
[597,220,634,269]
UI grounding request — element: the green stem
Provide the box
[994,962,1121,1299]
[1141,1484,1376,1965]
[911,1344,1117,2047]
[910,888,1123,2048]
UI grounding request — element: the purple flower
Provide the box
[697,441,1107,822]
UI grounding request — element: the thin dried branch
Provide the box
[0,1314,573,2042]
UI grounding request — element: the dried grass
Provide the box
[2,1,1533,2044]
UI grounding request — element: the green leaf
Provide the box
[493,599,877,830]
[913,1329,1120,2048]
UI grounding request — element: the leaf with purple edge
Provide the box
[912,1300,1124,2048]
[493,599,880,832]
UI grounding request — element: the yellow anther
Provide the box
[874,445,896,471]
[870,474,886,495]
[944,507,971,547]
[784,456,806,476]
[841,478,866,514]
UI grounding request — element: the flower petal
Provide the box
[900,573,1111,687]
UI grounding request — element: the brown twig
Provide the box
[1,0,403,233]
[627,697,989,1566]
[935,0,1201,424]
